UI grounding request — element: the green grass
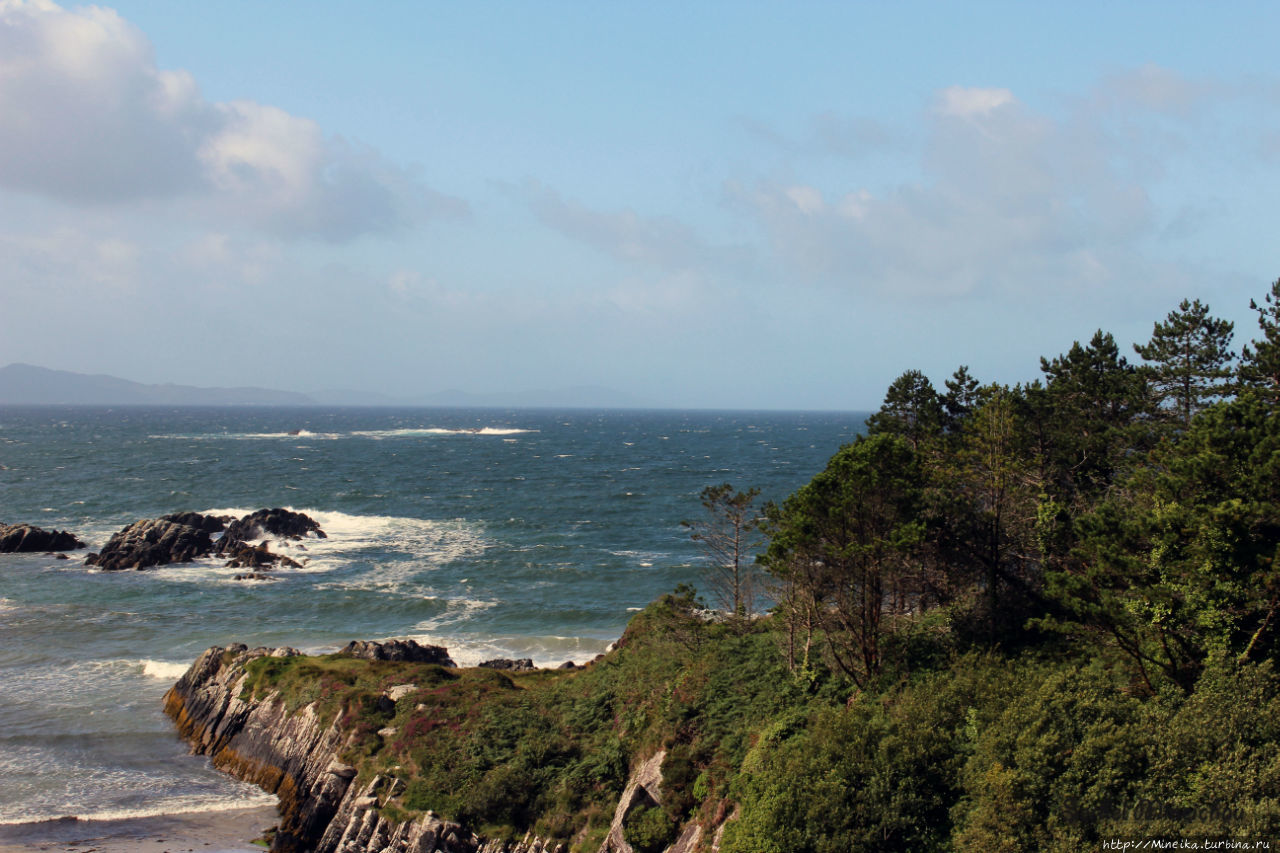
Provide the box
[231,591,1280,852]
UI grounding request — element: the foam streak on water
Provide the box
[0,405,866,824]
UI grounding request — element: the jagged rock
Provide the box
[87,509,321,573]
[557,661,578,670]
[477,658,535,672]
[327,760,357,779]
[221,540,303,570]
[338,639,455,667]
[223,508,326,543]
[165,644,561,852]
[165,511,232,534]
[0,523,84,552]
[385,684,417,702]
[86,513,224,570]
[234,572,277,581]
[600,751,667,853]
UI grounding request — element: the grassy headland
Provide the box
[236,282,1280,851]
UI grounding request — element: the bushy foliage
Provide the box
[239,280,1280,851]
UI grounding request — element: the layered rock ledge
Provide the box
[165,642,704,853]
[164,642,560,853]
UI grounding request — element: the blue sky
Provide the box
[2,1,1278,409]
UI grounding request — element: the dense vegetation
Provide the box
[244,280,1280,851]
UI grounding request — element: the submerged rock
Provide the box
[221,540,302,570]
[0,523,84,552]
[338,639,456,666]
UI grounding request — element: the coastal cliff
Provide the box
[163,640,711,853]
[164,643,558,852]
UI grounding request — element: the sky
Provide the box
[2,1,1279,410]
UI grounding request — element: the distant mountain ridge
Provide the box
[0,363,315,406]
[0,364,647,409]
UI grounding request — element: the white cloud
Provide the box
[936,86,1015,118]
[522,181,750,274]
[0,0,464,239]
[728,73,1243,300]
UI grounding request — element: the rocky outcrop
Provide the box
[222,508,327,544]
[88,509,324,572]
[0,522,84,552]
[165,641,721,853]
[222,540,303,570]
[478,658,536,672]
[86,513,225,570]
[338,639,455,666]
[164,642,563,853]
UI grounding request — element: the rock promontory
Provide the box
[164,642,567,852]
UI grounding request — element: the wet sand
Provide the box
[0,805,278,853]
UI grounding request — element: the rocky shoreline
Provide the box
[164,642,563,853]
[163,642,705,853]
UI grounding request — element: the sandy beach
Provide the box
[0,805,278,853]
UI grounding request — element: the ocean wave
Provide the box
[351,427,535,438]
[148,426,535,441]
[402,629,611,669]
[0,789,277,826]
[80,508,489,587]
[140,659,191,680]
[148,430,343,440]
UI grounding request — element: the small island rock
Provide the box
[86,513,224,571]
[0,523,85,553]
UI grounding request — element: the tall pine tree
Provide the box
[1133,298,1235,426]
[1239,278,1280,400]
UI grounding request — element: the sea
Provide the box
[0,405,867,826]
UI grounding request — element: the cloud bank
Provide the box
[0,0,464,240]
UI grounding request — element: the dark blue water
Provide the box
[0,406,866,823]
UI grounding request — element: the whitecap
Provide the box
[401,629,612,669]
[140,660,190,681]
[351,427,535,438]
[149,430,342,440]
[0,788,278,825]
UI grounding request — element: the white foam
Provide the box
[149,431,342,440]
[352,427,535,438]
[402,629,612,669]
[9,790,279,825]
[140,660,190,681]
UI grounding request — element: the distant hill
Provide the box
[0,364,649,409]
[0,363,316,406]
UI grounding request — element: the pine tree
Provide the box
[866,369,944,450]
[1239,278,1280,400]
[1133,298,1235,426]
[942,365,981,433]
[1039,330,1151,499]
[682,483,762,621]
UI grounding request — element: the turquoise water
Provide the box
[0,406,866,824]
